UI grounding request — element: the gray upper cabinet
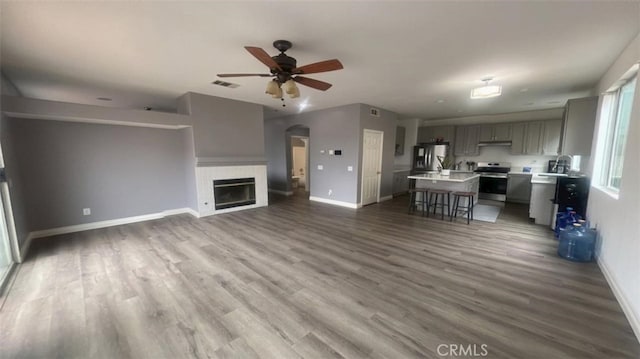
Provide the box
[510,122,526,155]
[417,125,455,144]
[465,126,480,155]
[454,125,480,156]
[511,121,543,155]
[494,123,512,141]
[561,96,598,156]
[542,119,562,156]
[453,126,466,156]
[479,125,494,142]
[479,123,512,142]
[525,121,543,155]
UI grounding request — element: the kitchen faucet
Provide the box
[553,154,573,173]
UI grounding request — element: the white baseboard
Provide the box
[309,196,359,209]
[163,207,200,218]
[380,195,393,202]
[268,188,293,196]
[597,255,640,342]
[18,233,35,263]
[22,208,199,261]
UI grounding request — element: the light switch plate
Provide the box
[347,166,353,172]
[317,165,324,170]
[329,150,334,155]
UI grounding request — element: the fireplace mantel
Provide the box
[196,156,267,167]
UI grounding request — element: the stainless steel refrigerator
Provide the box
[412,143,449,172]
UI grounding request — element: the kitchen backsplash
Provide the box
[454,146,557,173]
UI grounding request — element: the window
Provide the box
[596,75,636,193]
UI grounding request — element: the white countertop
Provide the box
[408,172,480,183]
[531,173,558,184]
[393,167,412,173]
[508,172,533,176]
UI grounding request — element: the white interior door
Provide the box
[361,129,384,206]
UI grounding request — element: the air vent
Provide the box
[212,80,239,88]
[370,107,380,117]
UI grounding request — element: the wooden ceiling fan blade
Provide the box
[245,46,282,71]
[293,59,343,74]
[217,73,272,77]
[294,76,332,91]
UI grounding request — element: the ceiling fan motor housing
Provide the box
[271,40,297,83]
[272,54,297,83]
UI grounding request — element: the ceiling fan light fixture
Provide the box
[289,85,300,99]
[265,80,279,95]
[272,86,283,99]
[284,79,298,94]
[470,78,502,99]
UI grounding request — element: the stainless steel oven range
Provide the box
[474,162,511,201]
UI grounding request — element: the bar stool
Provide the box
[451,191,475,224]
[408,188,429,216]
[428,189,451,220]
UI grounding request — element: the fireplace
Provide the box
[213,177,256,210]
[195,164,267,216]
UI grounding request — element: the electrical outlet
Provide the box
[329,150,334,155]
[83,208,91,216]
[347,166,353,172]
[317,165,323,170]
[328,189,332,196]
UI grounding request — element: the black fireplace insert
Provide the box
[213,177,256,210]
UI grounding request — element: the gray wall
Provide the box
[358,104,397,202]
[265,104,378,205]
[0,114,29,246]
[4,118,189,231]
[181,127,198,211]
[1,72,29,246]
[1,72,21,96]
[264,117,289,192]
[177,92,265,158]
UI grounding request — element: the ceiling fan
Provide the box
[217,40,343,100]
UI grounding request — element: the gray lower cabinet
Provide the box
[507,174,532,204]
[393,171,411,195]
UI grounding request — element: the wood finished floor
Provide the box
[1,194,638,359]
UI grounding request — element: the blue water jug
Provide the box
[557,211,578,239]
[555,207,575,238]
[558,223,596,262]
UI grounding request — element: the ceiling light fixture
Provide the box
[470,77,502,99]
[266,78,300,100]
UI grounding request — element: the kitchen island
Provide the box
[407,172,480,210]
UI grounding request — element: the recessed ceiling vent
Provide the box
[212,80,239,88]
[370,108,380,117]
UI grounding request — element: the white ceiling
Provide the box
[1,1,639,120]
